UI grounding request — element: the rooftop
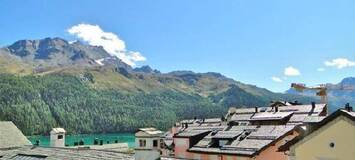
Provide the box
[50,128,66,134]
[0,146,133,160]
[0,121,31,149]
[136,128,163,136]
[250,112,293,121]
[229,103,326,115]
[169,103,327,156]
[175,130,211,138]
[212,130,243,139]
[188,125,295,156]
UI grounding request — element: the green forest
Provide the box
[0,74,227,135]
[0,73,315,135]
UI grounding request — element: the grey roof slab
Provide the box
[0,121,31,149]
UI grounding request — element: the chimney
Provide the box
[275,106,279,112]
[35,140,40,146]
[79,139,84,145]
[345,103,353,112]
[255,107,258,113]
[311,102,316,110]
[94,138,99,145]
[50,128,66,148]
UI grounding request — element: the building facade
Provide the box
[287,108,355,160]
[135,128,163,160]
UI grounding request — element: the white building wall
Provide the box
[135,150,160,160]
[135,136,161,160]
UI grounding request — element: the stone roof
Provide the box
[201,118,222,123]
[250,112,293,121]
[212,131,243,139]
[247,125,295,140]
[178,118,222,127]
[278,104,326,114]
[0,121,31,149]
[231,103,326,114]
[228,125,258,131]
[224,139,273,151]
[303,116,326,123]
[185,103,327,156]
[194,139,212,148]
[0,146,133,160]
[183,126,225,131]
[288,114,308,122]
[342,109,355,118]
[230,114,253,121]
[175,130,211,138]
[189,125,296,156]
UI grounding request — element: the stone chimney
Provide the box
[50,128,66,148]
[345,103,353,112]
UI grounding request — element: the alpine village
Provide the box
[0,37,353,160]
[1,1,355,159]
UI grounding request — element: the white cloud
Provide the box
[284,66,301,76]
[67,23,146,66]
[271,76,283,83]
[317,68,325,72]
[324,58,355,69]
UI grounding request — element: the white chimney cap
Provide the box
[50,128,66,134]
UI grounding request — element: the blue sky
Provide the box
[1,0,355,92]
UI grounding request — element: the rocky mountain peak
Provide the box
[133,65,160,74]
[1,37,132,72]
[339,77,355,86]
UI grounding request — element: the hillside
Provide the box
[0,38,314,135]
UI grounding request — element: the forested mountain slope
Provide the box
[0,38,314,135]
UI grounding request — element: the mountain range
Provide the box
[0,37,330,135]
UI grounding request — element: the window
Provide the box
[153,139,158,147]
[139,139,146,147]
[58,135,63,139]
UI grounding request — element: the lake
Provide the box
[27,133,135,148]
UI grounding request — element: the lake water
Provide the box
[27,133,135,148]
